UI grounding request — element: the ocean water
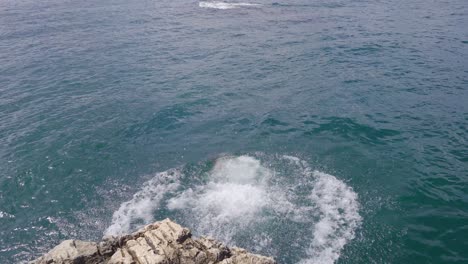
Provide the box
[0,0,467,263]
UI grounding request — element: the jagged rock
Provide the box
[32,239,104,264]
[221,247,276,264]
[31,219,276,264]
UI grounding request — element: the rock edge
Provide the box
[32,218,276,264]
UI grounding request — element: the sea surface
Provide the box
[1,0,467,263]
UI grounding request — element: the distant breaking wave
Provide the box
[199,1,261,9]
[105,154,361,264]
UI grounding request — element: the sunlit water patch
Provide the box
[105,154,361,264]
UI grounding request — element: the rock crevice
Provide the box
[32,219,275,264]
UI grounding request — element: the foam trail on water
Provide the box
[303,171,361,263]
[281,155,362,263]
[199,1,261,9]
[105,154,361,264]
[104,169,180,236]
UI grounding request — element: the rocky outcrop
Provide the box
[32,219,275,264]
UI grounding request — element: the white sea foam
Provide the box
[105,154,361,263]
[199,1,261,9]
[167,156,271,242]
[302,171,361,264]
[0,211,15,219]
[104,169,180,236]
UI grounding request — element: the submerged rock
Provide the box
[32,219,275,264]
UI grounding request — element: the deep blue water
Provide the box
[1,0,467,263]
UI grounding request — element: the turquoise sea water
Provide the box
[1,0,467,263]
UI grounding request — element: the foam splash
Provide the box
[304,172,361,263]
[104,170,180,236]
[167,156,271,242]
[105,154,361,264]
[199,1,261,9]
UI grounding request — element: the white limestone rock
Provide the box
[31,219,276,264]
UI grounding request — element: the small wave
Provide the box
[199,1,261,9]
[105,154,361,264]
[0,211,15,219]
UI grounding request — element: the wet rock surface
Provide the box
[32,219,276,264]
